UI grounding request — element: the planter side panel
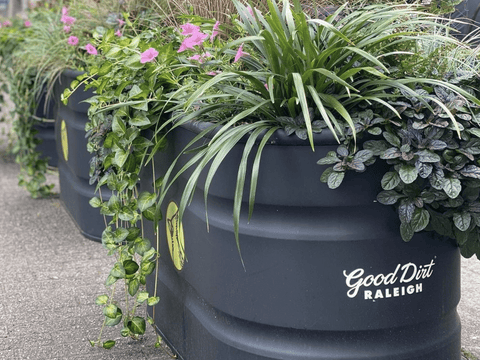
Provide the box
[143,125,461,360]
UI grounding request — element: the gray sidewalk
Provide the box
[0,119,479,360]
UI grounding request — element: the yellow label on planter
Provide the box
[166,201,185,271]
[61,120,68,162]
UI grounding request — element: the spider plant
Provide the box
[154,0,480,257]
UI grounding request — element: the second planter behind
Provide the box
[54,69,111,241]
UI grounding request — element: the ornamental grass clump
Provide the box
[152,0,480,260]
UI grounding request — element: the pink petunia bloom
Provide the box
[117,19,125,26]
[234,43,249,63]
[62,7,68,15]
[85,44,97,55]
[140,48,158,63]
[188,54,202,62]
[178,32,208,53]
[180,22,200,36]
[115,29,122,37]
[3,20,11,27]
[67,36,79,46]
[61,15,76,25]
[24,20,31,27]
[63,25,71,33]
[210,21,219,41]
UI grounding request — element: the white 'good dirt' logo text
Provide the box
[343,260,435,300]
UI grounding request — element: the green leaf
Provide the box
[123,260,139,275]
[142,205,157,221]
[400,222,414,242]
[95,295,109,305]
[415,150,441,163]
[381,171,401,190]
[363,140,389,156]
[89,197,102,208]
[411,208,430,232]
[128,85,143,99]
[137,291,149,303]
[443,178,462,199]
[320,167,333,183]
[126,227,141,241]
[147,296,160,306]
[399,164,418,184]
[453,212,471,232]
[399,200,415,224]
[110,263,125,278]
[127,317,146,335]
[103,304,118,319]
[105,275,118,286]
[134,238,151,256]
[112,117,126,135]
[137,191,157,212]
[128,278,140,296]
[354,150,373,163]
[317,151,339,165]
[114,149,129,168]
[102,340,116,349]
[383,132,401,147]
[454,227,470,246]
[327,171,345,189]
[129,114,151,127]
[98,62,113,76]
[430,212,453,237]
[113,228,129,243]
[460,165,480,179]
[377,190,404,205]
[104,307,123,326]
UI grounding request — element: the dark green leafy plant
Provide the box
[318,77,480,258]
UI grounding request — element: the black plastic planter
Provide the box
[451,0,480,38]
[141,122,461,360]
[54,69,111,241]
[33,86,58,167]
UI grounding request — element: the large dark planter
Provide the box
[451,0,480,38]
[33,86,58,167]
[141,122,461,360]
[54,69,111,242]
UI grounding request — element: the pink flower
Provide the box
[24,20,31,27]
[85,44,97,55]
[62,7,68,15]
[117,19,125,26]
[247,6,254,16]
[61,15,76,25]
[234,43,249,63]
[140,48,158,63]
[67,36,79,46]
[177,31,209,53]
[207,71,218,76]
[115,29,122,37]
[3,20,11,27]
[180,23,200,36]
[188,54,203,62]
[210,21,219,41]
[63,25,71,33]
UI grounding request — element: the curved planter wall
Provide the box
[33,87,58,167]
[54,69,111,242]
[141,123,461,360]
